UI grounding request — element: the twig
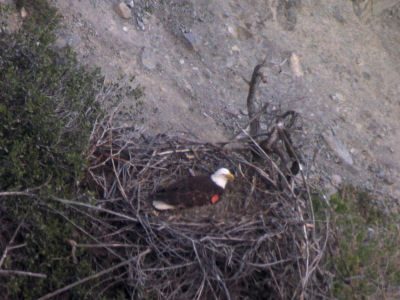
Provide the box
[48,196,138,222]
[0,221,24,269]
[247,258,291,268]
[72,243,139,248]
[0,191,37,198]
[0,269,47,278]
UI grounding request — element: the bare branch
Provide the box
[246,61,268,137]
[0,269,47,278]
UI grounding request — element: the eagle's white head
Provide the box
[211,168,235,189]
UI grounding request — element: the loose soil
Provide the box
[51,0,400,203]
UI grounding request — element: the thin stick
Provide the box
[0,269,47,278]
[49,196,138,222]
[247,258,291,268]
[72,243,139,248]
[0,191,36,198]
[0,221,24,268]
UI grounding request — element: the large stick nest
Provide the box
[83,63,329,299]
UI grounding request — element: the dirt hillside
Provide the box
[51,0,400,202]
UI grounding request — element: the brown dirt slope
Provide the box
[52,0,400,202]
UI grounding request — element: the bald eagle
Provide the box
[151,168,235,210]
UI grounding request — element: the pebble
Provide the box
[376,169,395,185]
[330,93,345,102]
[331,174,342,186]
[122,26,128,32]
[137,18,146,31]
[362,72,371,80]
[290,52,304,78]
[383,174,395,185]
[203,68,212,79]
[114,2,132,19]
[332,6,346,24]
[20,7,28,18]
[54,33,81,48]
[141,47,157,70]
[183,31,201,51]
[127,0,134,8]
[235,25,253,40]
[231,45,240,52]
[225,56,235,68]
[322,133,354,166]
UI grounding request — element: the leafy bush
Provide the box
[314,186,400,299]
[0,2,101,193]
[0,1,113,298]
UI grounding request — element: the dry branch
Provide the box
[246,61,268,137]
[0,270,47,279]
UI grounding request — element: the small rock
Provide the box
[376,169,386,179]
[122,26,128,32]
[331,174,342,186]
[362,72,371,80]
[203,68,212,79]
[377,169,395,185]
[231,45,240,52]
[182,31,201,51]
[127,0,134,8]
[330,93,345,102]
[137,18,146,31]
[67,33,81,47]
[53,33,81,48]
[227,25,235,35]
[290,52,304,78]
[179,58,185,65]
[225,56,235,68]
[332,6,346,24]
[322,133,354,166]
[114,2,131,19]
[20,7,28,19]
[383,175,395,185]
[235,25,253,40]
[141,47,157,71]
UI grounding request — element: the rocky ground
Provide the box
[7,0,400,204]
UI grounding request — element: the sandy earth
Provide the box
[31,0,400,203]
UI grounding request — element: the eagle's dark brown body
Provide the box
[150,175,225,210]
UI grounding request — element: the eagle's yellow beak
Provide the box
[226,173,235,181]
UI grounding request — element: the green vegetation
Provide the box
[0,0,102,192]
[314,186,400,299]
[0,1,141,298]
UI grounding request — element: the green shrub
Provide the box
[314,186,400,299]
[0,1,125,298]
[0,2,102,193]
